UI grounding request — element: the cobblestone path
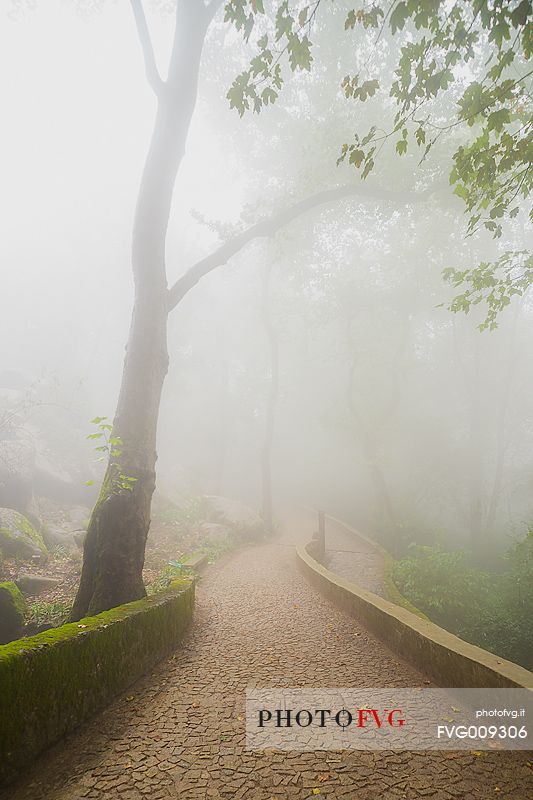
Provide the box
[323,515,386,596]
[5,513,532,800]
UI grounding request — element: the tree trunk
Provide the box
[71,0,210,620]
[485,304,521,535]
[261,263,279,533]
[344,320,401,541]
[466,341,485,553]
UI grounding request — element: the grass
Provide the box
[26,600,71,628]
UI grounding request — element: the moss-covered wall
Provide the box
[0,578,195,787]
[0,581,28,644]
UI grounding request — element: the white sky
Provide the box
[0,0,246,404]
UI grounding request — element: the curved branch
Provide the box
[167,181,433,310]
[130,0,164,95]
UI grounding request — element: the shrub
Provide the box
[393,532,533,671]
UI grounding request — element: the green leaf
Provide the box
[415,126,426,146]
[345,10,356,30]
[354,79,380,101]
[348,148,365,167]
[390,2,408,35]
[275,2,293,41]
[487,108,510,132]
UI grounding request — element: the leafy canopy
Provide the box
[225,1,532,326]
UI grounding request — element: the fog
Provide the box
[1,3,533,794]
[1,1,532,560]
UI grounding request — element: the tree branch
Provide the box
[130,0,164,96]
[167,182,434,311]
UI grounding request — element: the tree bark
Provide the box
[71,0,211,620]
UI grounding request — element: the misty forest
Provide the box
[0,1,532,798]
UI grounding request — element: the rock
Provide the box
[0,580,28,644]
[66,505,90,529]
[202,496,266,541]
[198,522,232,541]
[0,508,47,559]
[42,526,78,552]
[16,573,61,596]
[73,530,86,549]
[34,456,87,505]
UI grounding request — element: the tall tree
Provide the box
[71,0,221,619]
[72,0,432,618]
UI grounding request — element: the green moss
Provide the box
[1,581,28,617]
[0,582,28,645]
[0,512,47,555]
[0,577,195,787]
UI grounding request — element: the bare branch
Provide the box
[167,182,434,311]
[130,0,164,96]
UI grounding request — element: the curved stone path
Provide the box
[5,511,532,800]
[323,515,386,596]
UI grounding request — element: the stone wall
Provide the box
[0,578,195,786]
[298,542,533,690]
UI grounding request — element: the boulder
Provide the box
[66,505,90,529]
[198,521,232,541]
[73,530,87,549]
[16,573,61,596]
[203,495,263,528]
[34,456,87,506]
[41,526,78,552]
[0,508,47,559]
[202,495,266,541]
[0,580,27,644]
